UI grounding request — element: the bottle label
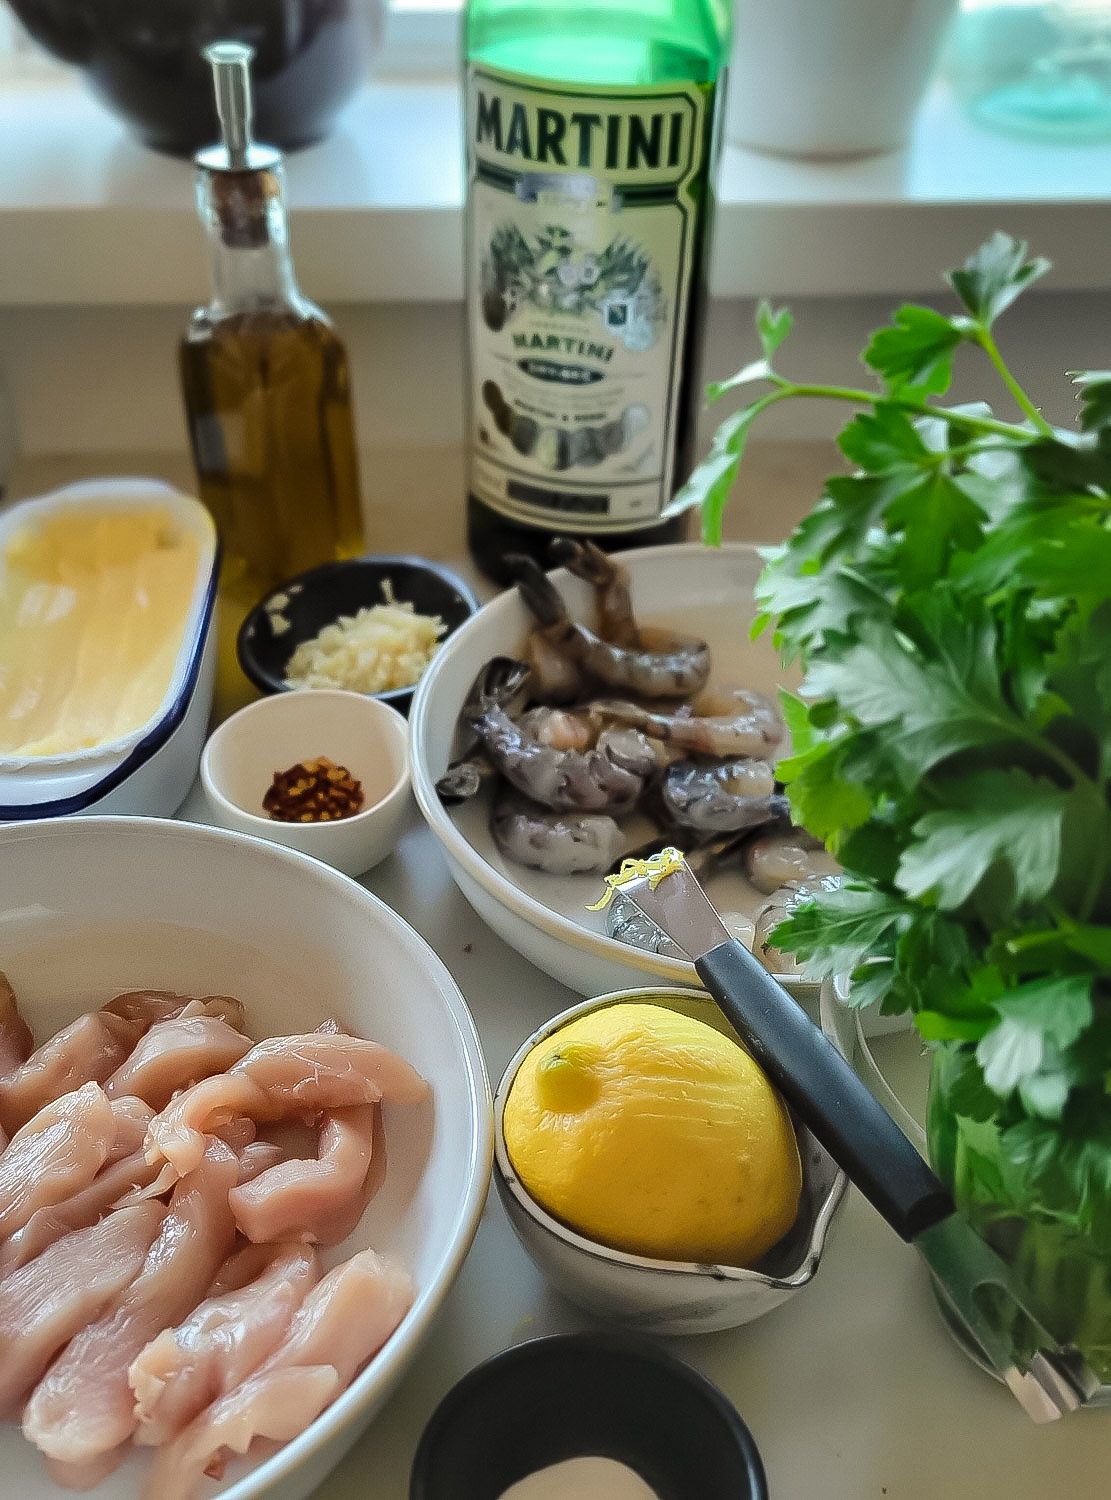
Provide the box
[465,65,709,533]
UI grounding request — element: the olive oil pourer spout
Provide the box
[197,41,280,175]
[205,41,253,167]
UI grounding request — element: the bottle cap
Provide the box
[195,40,282,173]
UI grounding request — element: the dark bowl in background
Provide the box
[237,554,480,716]
[409,1332,769,1500]
[8,0,382,155]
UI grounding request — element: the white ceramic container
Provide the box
[410,542,828,1001]
[201,689,411,878]
[0,816,492,1500]
[493,987,847,1336]
[725,0,959,158]
[0,478,218,821]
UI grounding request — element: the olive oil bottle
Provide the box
[181,43,363,614]
[463,0,728,583]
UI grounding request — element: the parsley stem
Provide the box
[972,327,1055,437]
[771,383,1035,442]
[1078,788,1109,922]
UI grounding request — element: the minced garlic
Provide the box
[283,596,445,694]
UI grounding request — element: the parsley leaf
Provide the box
[862,304,963,395]
[946,232,1051,326]
[977,975,1092,1097]
[896,771,1068,911]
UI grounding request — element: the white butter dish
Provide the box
[0,477,218,820]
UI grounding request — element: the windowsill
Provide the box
[0,72,1109,305]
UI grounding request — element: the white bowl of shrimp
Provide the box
[410,541,847,1019]
[0,816,491,1500]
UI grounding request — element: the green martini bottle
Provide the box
[463,0,729,583]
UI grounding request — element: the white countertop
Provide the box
[10,429,1107,1495]
[176,781,1110,1500]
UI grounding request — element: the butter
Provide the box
[0,507,200,756]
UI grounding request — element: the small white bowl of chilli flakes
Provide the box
[200,690,410,878]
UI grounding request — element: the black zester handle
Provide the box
[696,939,954,1242]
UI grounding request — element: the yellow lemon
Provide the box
[503,1001,802,1267]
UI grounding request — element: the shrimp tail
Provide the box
[506,555,570,630]
[548,538,608,585]
[464,656,532,716]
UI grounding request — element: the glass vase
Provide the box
[926,1041,1111,1383]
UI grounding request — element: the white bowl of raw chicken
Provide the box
[0,816,492,1500]
[411,542,836,1010]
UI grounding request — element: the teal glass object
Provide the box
[943,1,1111,142]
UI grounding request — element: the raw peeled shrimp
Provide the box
[754,873,843,975]
[492,788,625,876]
[549,537,641,649]
[436,656,533,802]
[464,690,655,814]
[589,685,786,760]
[744,826,827,895]
[661,756,788,834]
[516,705,598,752]
[510,554,710,700]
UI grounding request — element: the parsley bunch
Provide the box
[682,234,1111,1255]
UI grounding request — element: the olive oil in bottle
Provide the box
[181,43,364,616]
[462,0,728,583]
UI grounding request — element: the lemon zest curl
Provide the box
[586,846,688,912]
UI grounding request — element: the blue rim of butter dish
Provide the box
[410,1331,769,1500]
[0,497,220,821]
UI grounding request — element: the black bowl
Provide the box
[236,555,480,717]
[8,0,382,157]
[410,1332,768,1500]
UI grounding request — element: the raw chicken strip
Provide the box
[130,1243,320,1445]
[0,1083,117,1240]
[101,991,246,1032]
[207,1242,279,1299]
[22,1137,240,1466]
[228,1103,379,1246]
[0,1011,140,1135]
[0,1097,156,1276]
[237,1034,428,1107]
[143,1250,414,1500]
[0,1145,162,1276]
[0,1201,165,1412]
[0,971,33,1077]
[105,1014,253,1110]
[146,1033,427,1179]
[217,1116,257,1151]
[235,1140,286,1185]
[106,1094,157,1155]
[46,1441,132,1492]
[101,991,189,1027]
